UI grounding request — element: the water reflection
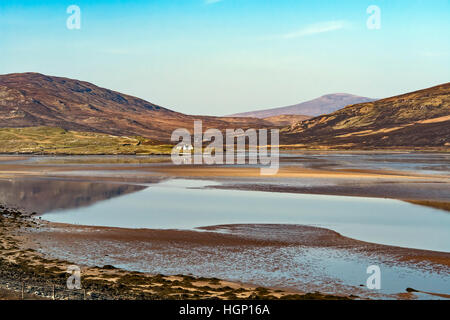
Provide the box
[0,178,147,214]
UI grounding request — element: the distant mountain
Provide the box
[229,93,376,118]
[281,83,450,149]
[0,73,274,142]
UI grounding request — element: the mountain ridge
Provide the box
[229,93,376,118]
[1,73,448,149]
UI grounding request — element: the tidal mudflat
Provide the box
[0,152,449,299]
[41,179,450,252]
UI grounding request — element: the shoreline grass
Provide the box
[0,126,173,155]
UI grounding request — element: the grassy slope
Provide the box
[0,126,173,155]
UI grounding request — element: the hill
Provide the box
[262,114,311,126]
[0,73,274,142]
[229,93,375,118]
[281,83,450,149]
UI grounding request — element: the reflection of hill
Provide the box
[0,178,146,214]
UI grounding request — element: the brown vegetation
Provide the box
[282,83,450,149]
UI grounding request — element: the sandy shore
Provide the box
[208,182,450,206]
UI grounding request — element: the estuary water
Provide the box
[41,179,450,253]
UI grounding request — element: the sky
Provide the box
[1,0,449,115]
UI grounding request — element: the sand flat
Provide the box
[25,221,450,299]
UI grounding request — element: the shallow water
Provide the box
[41,179,450,253]
[2,152,449,175]
[42,232,449,298]
[281,152,450,175]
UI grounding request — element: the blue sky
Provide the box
[1,0,449,115]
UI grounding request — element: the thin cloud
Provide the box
[420,50,447,57]
[205,0,223,4]
[282,20,348,39]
